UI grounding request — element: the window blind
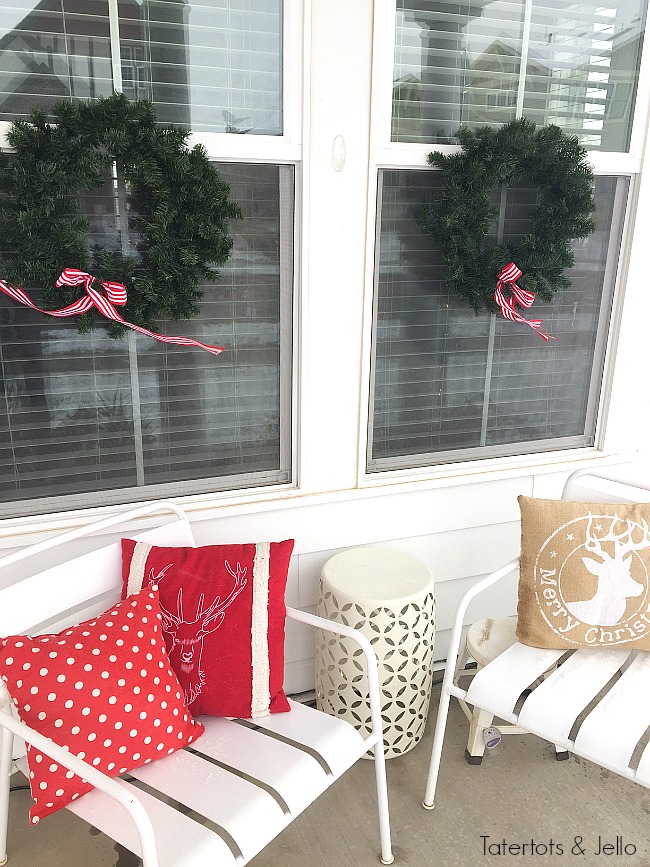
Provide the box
[0,0,113,122]
[393,0,647,150]
[119,0,283,133]
[0,162,293,516]
[0,0,283,134]
[368,170,625,471]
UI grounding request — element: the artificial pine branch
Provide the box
[421,118,596,314]
[0,92,242,335]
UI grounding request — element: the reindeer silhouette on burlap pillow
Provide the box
[517,497,650,649]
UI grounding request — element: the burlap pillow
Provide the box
[517,496,650,649]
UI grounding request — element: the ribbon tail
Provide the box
[0,280,94,317]
[1,271,224,356]
[524,321,555,342]
[494,279,556,342]
[86,285,224,356]
[506,309,556,342]
[510,283,535,309]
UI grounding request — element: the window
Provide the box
[369,173,625,469]
[0,0,283,134]
[367,0,646,473]
[391,0,645,150]
[0,0,294,517]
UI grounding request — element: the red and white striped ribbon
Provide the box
[0,268,224,356]
[493,262,555,342]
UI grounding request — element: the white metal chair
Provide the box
[423,466,650,810]
[0,503,393,866]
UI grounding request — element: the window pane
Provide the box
[0,0,283,135]
[119,0,283,134]
[0,0,114,121]
[0,162,292,516]
[392,0,647,150]
[368,171,624,470]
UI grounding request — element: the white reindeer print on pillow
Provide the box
[121,538,295,718]
[517,497,650,649]
[156,562,247,705]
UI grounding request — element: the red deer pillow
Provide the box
[121,540,294,718]
[0,587,204,824]
[517,496,650,649]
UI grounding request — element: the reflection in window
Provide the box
[392,0,647,151]
[0,0,283,135]
[0,0,113,119]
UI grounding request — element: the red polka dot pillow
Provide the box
[121,539,294,718]
[0,587,204,824]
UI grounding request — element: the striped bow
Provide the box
[493,262,555,342]
[0,268,224,356]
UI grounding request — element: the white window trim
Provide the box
[356,0,650,489]
[0,0,304,513]
[2,0,650,536]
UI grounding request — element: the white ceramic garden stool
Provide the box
[455,617,568,763]
[316,547,435,758]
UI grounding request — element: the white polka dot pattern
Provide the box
[0,588,204,824]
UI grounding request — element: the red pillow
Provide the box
[121,540,294,718]
[0,587,204,824]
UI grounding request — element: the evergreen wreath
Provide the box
[420,118,596,315]
[0,92,241,336]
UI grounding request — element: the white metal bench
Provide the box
[423,467,650,810]
[0,503,393,866]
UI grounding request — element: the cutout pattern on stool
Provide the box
[315,589,435,757]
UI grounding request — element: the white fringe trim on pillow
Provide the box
[127,542,153,596]
[250,542,271,718]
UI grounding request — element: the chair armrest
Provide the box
[443,556,520,695]
[287,605,376,648]
[0,709,159,867]
[286,606,384,750]
[0,501,188,572]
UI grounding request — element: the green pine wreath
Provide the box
[420,118,596,315]
[0,92,241,336]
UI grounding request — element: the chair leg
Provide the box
[0,723,14,866]
[465,707,494,765]
[555,744,569,761]
[371,740,394,865]
[453,644,471,682]
[423,679,454,810]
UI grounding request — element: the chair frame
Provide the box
[423,466,650,810]
[0,502,393,866]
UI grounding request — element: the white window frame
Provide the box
[0,0,304,512]
[357,0,650,488]
[4,0,650,536]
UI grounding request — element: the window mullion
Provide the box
[480,183,509,447]
[515,0,534,120]
[106,10,146,486]
[108,0,123,94]
[589,175,632,446]
[480,316,497,447]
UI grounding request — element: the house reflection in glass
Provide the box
[0,0,283,134]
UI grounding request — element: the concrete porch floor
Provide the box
[6,683,650,866]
